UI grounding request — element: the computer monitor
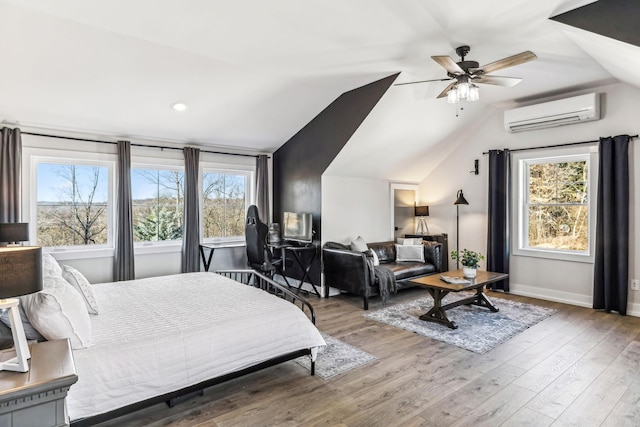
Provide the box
[282,212,313,243]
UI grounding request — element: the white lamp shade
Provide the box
[468,84,480,102]
[447,88,458,104]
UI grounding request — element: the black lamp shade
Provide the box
[0,223,29,243]
[414,206,430,217]
[454,190,469,206]
[0,247,43,299]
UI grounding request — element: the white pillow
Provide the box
[62,265,99,315]
[397,237,423,245]
[22,275,92,349]
[350,236,368,252]
[42,252,63,277]
[396,244,425,262]
[369,249,380,266]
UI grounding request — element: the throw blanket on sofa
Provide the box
[375,265,397,303]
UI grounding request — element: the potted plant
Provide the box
[451,249,484,279]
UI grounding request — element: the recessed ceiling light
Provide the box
[171,103,187,111]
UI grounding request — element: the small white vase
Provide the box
[463,266,477,279]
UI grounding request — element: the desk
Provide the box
[270,243,321,297]
[199,244,218,272]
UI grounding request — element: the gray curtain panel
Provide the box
[593,135,630,315]
[0,128,22,223]
[255,154,270,223]
[486,149,510,291]
[182,147,200,273]
[114,140,135,281]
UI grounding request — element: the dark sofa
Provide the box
[322,240,442,309]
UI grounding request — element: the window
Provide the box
[131,168,184,243]
[202,171,248,240]
[515,150,595,262]
[36,162,111,248]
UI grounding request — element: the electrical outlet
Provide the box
[631,279,640,291]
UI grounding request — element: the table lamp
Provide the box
[0,223,43,372]
[414,205,430,235]
[0,223,29,247]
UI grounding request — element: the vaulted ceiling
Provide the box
[1,0,638,168]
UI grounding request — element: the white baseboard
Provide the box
[508,282,640,317]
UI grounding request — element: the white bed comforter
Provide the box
[68,272,325,421]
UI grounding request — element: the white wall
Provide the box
[321,175,393,245]
[418,82,640,315]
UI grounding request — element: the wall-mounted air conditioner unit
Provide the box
[504,93,600,133]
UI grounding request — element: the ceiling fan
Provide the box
[396,45,537,103]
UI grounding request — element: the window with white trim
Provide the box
[131,167,185,243]
[35,160,113,248]
[202,170,250,240]
[515,150,595,261]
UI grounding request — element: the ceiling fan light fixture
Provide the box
[447,87,459,104]
[468,84,480,102]
[457,81,470,99]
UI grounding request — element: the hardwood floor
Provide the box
[94,288,640,427]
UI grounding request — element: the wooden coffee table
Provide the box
[408,270,509,329]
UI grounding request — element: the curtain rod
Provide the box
[482,134,638,155]
[20,131,268,159]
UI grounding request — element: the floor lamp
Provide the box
[454,190,469,270]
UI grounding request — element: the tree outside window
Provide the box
[132,169,184,242]
[525,158,589,252]
[203,172,246,239]
[36,163,110,247]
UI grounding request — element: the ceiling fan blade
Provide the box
[436,82,457,99]
[474,75,523,87]
[394,78,453,86]
[476,51,537,75]
[431,56,464,75]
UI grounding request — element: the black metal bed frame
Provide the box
[71,270,317,427]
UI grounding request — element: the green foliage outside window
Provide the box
[526,159,589,251]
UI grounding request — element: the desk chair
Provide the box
[245,205,287,282]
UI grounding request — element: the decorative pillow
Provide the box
[62,265,99,315]
[350,236,368,252]
[0,301,46,341]
[395,244,425,262]
[397,237,423,245]
[42,252,63,277]
[369,249,380,267]
[22,275,92,349]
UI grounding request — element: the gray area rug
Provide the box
[295,333,377,379]
[364,292,557,354]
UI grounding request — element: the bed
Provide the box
[67,270,325,426]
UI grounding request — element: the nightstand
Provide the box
[0,339,78,427]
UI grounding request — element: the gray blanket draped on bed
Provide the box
[375,265,396,303]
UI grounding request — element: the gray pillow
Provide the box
[395,244,425,262]
[0,320,13,350]
[0,300,46,341]
[350,236,368,252]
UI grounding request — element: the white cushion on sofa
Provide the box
[397,237,423,245]
[369,249,380,266]
[395,244,425,262]
[350,236,368,252]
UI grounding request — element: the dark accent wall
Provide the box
[273,73,398,284]
[551,0,640,47]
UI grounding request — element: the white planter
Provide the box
[462,266,477,279]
